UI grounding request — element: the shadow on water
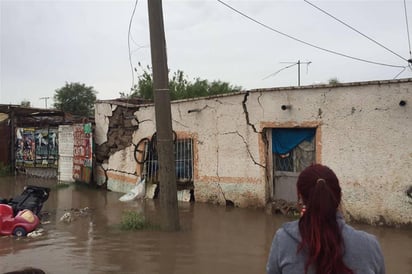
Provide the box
[0,176,411,274]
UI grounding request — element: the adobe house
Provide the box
[93,78,411,226]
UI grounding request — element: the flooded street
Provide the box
[0,176,411,274]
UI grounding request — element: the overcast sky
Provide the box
[1,0,411,108]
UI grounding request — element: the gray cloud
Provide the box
[1,0,411,108]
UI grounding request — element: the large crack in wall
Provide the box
[223,131,266,169]
[242,91,259,133]
[241,92,267,169]
[95,106,139,163]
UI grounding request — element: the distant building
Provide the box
[0,104,92,182]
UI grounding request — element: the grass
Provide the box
[120,211,158,231]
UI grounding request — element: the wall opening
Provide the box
[271,128,316,202]
[143,138,194,188]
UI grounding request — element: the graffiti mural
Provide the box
[34,128,58,167]
[16,128,36,167]
[16,127,58,168]
[73,123,93,183]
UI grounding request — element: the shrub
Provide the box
[120,211,153,230]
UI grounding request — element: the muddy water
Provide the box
[0,176,411,274]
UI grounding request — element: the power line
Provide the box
[281,60,312,86]
[216,0,405,69]
[128,0,139,93]
[404,0,412,57]
[263,63,297,80]
[393,67,407,79]
[264,60,312,86]
[304,0,408,63]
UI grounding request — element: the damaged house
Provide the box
[93,78,411,226]
[0,104,70,178]
[0,104,94,183]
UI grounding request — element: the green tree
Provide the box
[328,77,340,85]
[54,82,97,117]
[20,100,31,107]
[121,64,241,100]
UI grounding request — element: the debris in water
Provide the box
[28,228,44,238]
[59,212,74,223]
[59,207,92,223]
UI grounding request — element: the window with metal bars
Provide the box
[274,139,315,172]
[143,138,194,183]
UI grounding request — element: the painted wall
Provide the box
[94,79,411,226]
[58,125,75,183]
[72,123,93,183]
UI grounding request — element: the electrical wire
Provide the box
[262,63,297,80]
[130,33,150,55]
[128,0,139,93]
[404,0,412,57]
[304,0,408,62]
[393,67,407,79]
[216,0,405,68]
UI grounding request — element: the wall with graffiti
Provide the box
[15,124,92,182]
[16,127,58,168]
[73,123,93,183]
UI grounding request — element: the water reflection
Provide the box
[0,176,411,273]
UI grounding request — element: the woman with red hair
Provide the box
[266,164,385,274]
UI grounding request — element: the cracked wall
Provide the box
[250,81,411,226]
[94,79,412,225]
[94,102,140,190]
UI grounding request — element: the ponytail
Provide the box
[297,164,353,274]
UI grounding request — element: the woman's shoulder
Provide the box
[341,223,385,273]
[274,219,301,243]
[341,223,383,258]
[342,223,379,244]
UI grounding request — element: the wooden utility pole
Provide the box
[147,0,180,231]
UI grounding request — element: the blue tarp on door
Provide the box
[272,128,315,154]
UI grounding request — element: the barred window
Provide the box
[144,138,193,183]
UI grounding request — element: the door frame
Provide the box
[261,121,322,200]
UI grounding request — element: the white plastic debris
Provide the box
[177,189,191,202]
[27,228,44,238]
[59,212,74,223]
[119,177,146,202]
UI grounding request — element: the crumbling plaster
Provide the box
[94,103,114,146]
[94,79,412,225]
[94,103,140,190]
[102,95,267,208]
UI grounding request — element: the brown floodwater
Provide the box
[0,176,411,274]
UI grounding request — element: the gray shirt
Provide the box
[266,214,385,274]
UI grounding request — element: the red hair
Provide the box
[297,164,353,274]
